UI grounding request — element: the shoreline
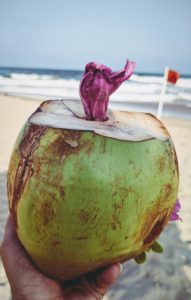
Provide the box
[1,92,191,121]
[0,93,191,299]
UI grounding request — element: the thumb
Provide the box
[0,214,42,284]
[83,263,122,299]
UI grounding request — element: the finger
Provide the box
[1,215,65,300]
[0,215,38,282]
[83,263,122,299]
[1,214,31,263]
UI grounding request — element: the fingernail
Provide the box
[118,263,123,273]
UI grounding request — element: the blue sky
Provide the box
[0,0,191,73]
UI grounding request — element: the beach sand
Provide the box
[0,94,191,299]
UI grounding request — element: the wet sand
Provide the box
[110,100,191,120]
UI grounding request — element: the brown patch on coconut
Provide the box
[49,130,82,158]
[10,125,47,227]
[52,240,61,247]
[156,155,166,172]
[174,149,179,176]
[40,200,55,226]
[142,207,172,247]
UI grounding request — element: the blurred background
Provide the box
[0,1,191,299]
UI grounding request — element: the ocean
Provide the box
[0,67,191,119]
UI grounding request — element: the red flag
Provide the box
[167,69,179,84]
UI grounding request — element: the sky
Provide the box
[0,0,191,74]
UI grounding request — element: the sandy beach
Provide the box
[0,94,191,299]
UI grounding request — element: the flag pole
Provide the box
[157,66,169,119]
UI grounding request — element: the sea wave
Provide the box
[10,73,58,80]
[0,68,191,104]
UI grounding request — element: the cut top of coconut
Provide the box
[30,100,170,142]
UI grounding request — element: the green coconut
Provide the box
[7,99,179,280]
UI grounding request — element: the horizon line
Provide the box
[0,65,190,77]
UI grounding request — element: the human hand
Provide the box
[0,215,121,300]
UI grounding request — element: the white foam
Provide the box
[0,72,190,104]
[176,78,191,89]
[131,74,163,84]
